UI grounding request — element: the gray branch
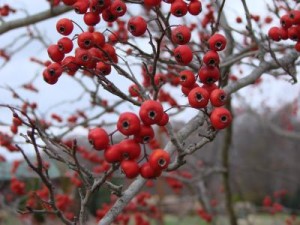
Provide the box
[0,5,72,35]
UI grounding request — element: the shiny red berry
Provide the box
[149,149,170,171]
[188,87,209,108]
[208,33,227,51]
[56,18,74,36]
[210,107,232,130]
[171,25,191,45]
[88,128,110,150]
[139,100,164,125]
[117,112,141,136]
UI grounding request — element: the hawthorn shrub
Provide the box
[0,0,299,225]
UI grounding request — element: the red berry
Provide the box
[117,112,141,136]
[149,149,170,171]
[171,25,191,45]
[77,32,95,49]
[289,10,300,25]
[157,112,169,126]
[170,0,188,17]
[62,0,76,5]
[139,100,164,125]
[210,107,232,130]
[83,12,101,26]
[143,0,161,7]
[110,0,127,17]
[47,44,65,62]
[268,27,283,41]
[121,160,140,179]
[56,18,74,36]
[96,62,111,75]
[188,87,209,108]
[134,125,154,143]
[173,45,193,65]
[208,33,227,51]
[127,16,147,37]
[179,70,196,88]
[104,145,122,163]
[93,32,106,47]
[88,128,110,150]
[210,88,227,107]
[46,62,63,79]
[203,50,220,67]
[140,162,161,179]
[57,37,73,54]
[295,41,300,52]
[280,14,293,29]
[119,139,141,160]
[188,0,202,16]
[73,0,90,14]
[198,66,220,84]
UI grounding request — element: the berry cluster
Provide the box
[268,10,300,51]
[88,100,170,179]
[183,33,232,130]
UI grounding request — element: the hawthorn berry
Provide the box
[171,25,191,45]
[128,84,140,97]
[181,83,199,96]
[280,14,293,29]
[127,16,147,37]
[62,0,76,5]
[62,56,79,75]
[96,62,111,75]
[83,12,101,26]
[47,44,65,62]
[119,139,141,160]
[56,18,74,36]
[77,32,95,49]
[170,0,188,17]
[179,70,196,88]
[188,87,209,108]
[121,160,140,179]
[110,0,127,17]
[140,162,161,179]
[74,48,92,66]
[88,127,110,150]
[173,45,193,65]
[208,33,227,51]
[210,107,232,130]
[104,144,122,163]
[93,32,106,47]
[210,88,227,107]
[139,100,164,125]
[268,27,284,41]
[157,112,169,126]
[188,0,202,16]
[289,10,300,25]
[198,66,220,84]
[46,62,63,78]
[73,0,90,14]
[143,0,161,7]
[134,125,154,143]
[149,149,170,171]
[117,112,141,136]
[57,37,73,54]
[203,50,220,67]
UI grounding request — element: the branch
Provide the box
[224,51,299,94]
[0,5,72,35]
